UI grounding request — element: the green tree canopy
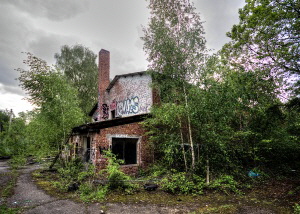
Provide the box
[227,0,299,81]
[54,44,98,119]
[142,0,207,171]
[17,52,84,157]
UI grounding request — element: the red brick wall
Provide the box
[93,121,153,175]
[98,49,110,121]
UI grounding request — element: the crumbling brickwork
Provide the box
[92,122,152,174]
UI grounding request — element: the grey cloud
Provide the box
[0,84,25,96]
[3,0,90,21]
[111,49,139,76]
[0,5,30,88]
[0,3,81,95]
[28,32,80,65]
[193,0,245,52]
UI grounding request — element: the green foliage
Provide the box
[160,170,205,195]
[9,155,27,169]
[208,175,241,195]
[0,171,19,198]
[0,113,27,157]
[294,203,300,214]
[0,205,19,214]
[55,44,98,119]
[227,0,299,95]
[101,151,137,192]
[55,158,84,191]
[142,0,208,171]
[17,52,84,158]
[0,109,10,133]
[143,103,187,169]
[78,183,108,202]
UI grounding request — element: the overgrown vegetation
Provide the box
[0,0,299,212]
[0,171,19,198]
[0,205,20,214]
[142,0,300,181]
[0,170,20,214]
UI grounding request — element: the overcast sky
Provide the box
[0,0,245,115]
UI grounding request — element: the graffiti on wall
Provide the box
[90,148,96,162]
[102,104,109,120]
[110,99,117,110]
[139,104,151,113]
[116,96,139,116]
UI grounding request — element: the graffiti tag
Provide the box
[102,104,109,120]
[116,96,139,116]
[110,99,117,110]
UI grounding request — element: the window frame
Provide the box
[107,134,141,166]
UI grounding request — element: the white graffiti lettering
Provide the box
[116,96,139,116]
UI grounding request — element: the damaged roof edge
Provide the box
[88,103,98,116]
[106,71,148,92]
[72,113,150,134]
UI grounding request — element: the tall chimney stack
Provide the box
[98,49,110,121]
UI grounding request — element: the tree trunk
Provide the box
[183,85,195,171]
[49,134,71,169]
[206,158,210,184]
[179,118,188,172]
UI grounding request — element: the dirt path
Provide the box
[1,160,280,214]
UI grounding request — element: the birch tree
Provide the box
[142,0,207,171]
[17,53,84,157]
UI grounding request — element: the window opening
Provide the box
[112,138,138,165]
[111,110,116,119]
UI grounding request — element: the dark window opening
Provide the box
[111,110,116,119]
[112,138,138,165]
[85,137,90,162]
[75,143,79,155]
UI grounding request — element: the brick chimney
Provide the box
[98,49,110,121]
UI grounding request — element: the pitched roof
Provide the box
[89,71,149,116]
[106,71,147,91]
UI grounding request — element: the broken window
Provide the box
[111,138,138,165]
[111,110,116,119]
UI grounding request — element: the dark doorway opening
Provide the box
[112,138,138,165]
[85,137,91,162]
[111,110,116,119]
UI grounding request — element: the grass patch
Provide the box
[0,171,19,198]
[0,204,20,214]
[32,169,78,200]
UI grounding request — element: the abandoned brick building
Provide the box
[69,49,158,174]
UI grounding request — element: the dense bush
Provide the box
[160,170,205,195]
[208,175,241,195]
[100,151,138,193]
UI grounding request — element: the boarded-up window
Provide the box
[112,138,138,165]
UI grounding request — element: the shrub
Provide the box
[100,150,138,192]
[78,182,108,202]
[294,203,300,214]
[208,175,240,195]
[160,170,205,194]
[9,155,26,169]
[55,158,89,192]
